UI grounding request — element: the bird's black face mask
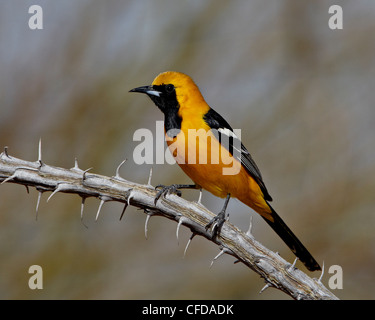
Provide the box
[129,83,182,136]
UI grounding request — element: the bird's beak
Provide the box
[129,85,161,97]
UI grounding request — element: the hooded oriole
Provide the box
[130,71,321,271]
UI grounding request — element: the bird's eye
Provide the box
[165,84,175,93]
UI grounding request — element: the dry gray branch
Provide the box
[0,145,338,300]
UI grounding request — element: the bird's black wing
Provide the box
[203,108,272,201]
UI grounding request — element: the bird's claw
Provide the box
[205,210,226,237]
[154,184,182,204]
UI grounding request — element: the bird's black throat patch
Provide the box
[149,84,182,138]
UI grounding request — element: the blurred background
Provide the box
[0,0,374,300]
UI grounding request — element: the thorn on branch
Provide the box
[210,247,231,268]
[80,196,86,220]
[288,257,299,272]
[95,199,105,221]
[74,158,80,170]
[176,216,189,245]
[71,158,84,173]
[1,146,10,159]
[144,210,156,240]
[1,173,16,185]
[127,189,135,206]
[1,167,38,185]
[37,138,44,168]
[47,188,59,203]
[176,216,182,244]
[47,183,73,202]
[119,189,133,220]
[246,216,253,238]
[119,202,128,221]
[318,261,325,283]
[147,167,153,186]
[114,159,127,181]
[183,233,196,258]
[95,196,112,221]
[77,196,88,229]
[197,188,203,204]
[259,282,273,295]
[144,212,151,239]
[82,167,93,184]
[35,190,43,220]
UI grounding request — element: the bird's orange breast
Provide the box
[166,125,272,218]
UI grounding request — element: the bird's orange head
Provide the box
[129,71,209,117]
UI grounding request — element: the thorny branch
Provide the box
[0,142,338,300]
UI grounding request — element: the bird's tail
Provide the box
[262,204,321,271]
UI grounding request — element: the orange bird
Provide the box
[130,71,321,271]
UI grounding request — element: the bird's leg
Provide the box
[154,184,198,204]
[205,193,231,236]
